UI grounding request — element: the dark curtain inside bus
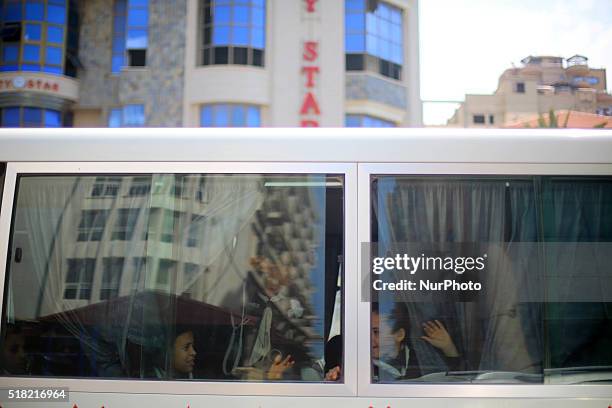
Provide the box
[541,178,612,371]
[371,176,612,383]
[1,174,344,381]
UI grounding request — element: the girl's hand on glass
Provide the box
[421,320,459,357]
[267,353,295,380]
[324,365,341,381]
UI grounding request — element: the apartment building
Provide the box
[448,55,612,128]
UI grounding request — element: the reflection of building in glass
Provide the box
[448,55,612,128]
[7,174,342,378]
[1,0,422,128]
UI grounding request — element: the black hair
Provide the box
[324,335,342,372]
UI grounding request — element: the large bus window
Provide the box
[541,177,612,383]
[370,176,612,384]
[1,174,344,382]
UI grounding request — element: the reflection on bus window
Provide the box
[1,174,344,382]
[371,176,612,384]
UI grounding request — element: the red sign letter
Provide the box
[302,66,319,88]
[301,120,319,127]
[303,41,318,62]
[304,0,318,12]
[300,92,320,115]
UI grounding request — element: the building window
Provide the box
[345,114,395,127]
[200,0,265,67]
[111,0,127,73]
[63,258,95,300]
[345,0,403,80]
[112,0,148,73]
[108,104,145,127]
[132,256,148,288]
[473,114,485,124]
[77,209,109,241]
[162,210,182,243]
[0,0,71,76]
[100,257,124,300]
[112,208,140,241]
[515,82,525,93]
[0,107,63,127]
[91,176,122,197]
[186,214,205,247]
[489,114,494,125]
[157,259,176,287]
[128,176,151,196]
[200,104,260,127]
[172,175,189,198]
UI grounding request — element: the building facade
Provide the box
[0,0,422,128]
[448,55,612,128]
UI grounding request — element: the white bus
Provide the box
[1,128,612,408]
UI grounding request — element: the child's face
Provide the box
[173,331,196,375]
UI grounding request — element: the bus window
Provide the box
[1,173,344,382]
[370,175,612,384]
[541,177,612,383]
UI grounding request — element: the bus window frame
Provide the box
[0,161,358,397]
[357,162,612,399]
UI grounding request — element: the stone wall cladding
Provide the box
[345,73,407,109]
[77,0,187,126]
[76,0,115,108]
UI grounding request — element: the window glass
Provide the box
[25,2,45,21]
[0,1,72,75]
[123,104,145,126]
[2,45,19,63]
[25,23,42,41]
[126,0,148,49]
[5,3,23,21]
[345,114,394,127]
[109,105,145,127]
[473,114,485,124]
[112,0,127,72]
[22,107,42,125]
[47,5,66,24]
[200,104,260,127]
[345,0,403,80]
[21,63,41,71]
[2,107,21,127]
[111,55,124,74]
[246,105,260,127]
[201,0,266,66]
[370,175,612,384]
[1,107,62,127]
[43,65,61,74]
[126,29,147,49]
[2,173,344,382]
[44,110,61,127]
[23,44,40,62]
[107,108,121,127]
[127,8,148,26]
[45,45,62,65]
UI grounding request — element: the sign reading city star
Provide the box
[0,72,79,102]
[0,76,59,92]
[300,0,320,127]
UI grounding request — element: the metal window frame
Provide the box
[0,161,358,397]
[357,162,612,399]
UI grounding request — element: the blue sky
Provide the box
[420,0,612,125]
